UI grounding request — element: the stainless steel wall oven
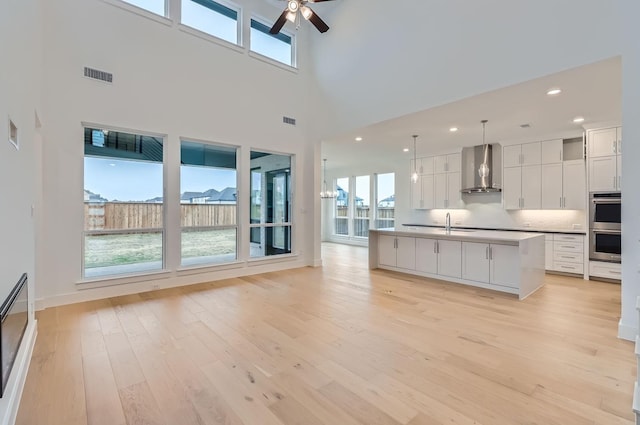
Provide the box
[589,192,621,263]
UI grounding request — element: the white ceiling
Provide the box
[321,56,621,170]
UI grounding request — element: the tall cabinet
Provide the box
[411,152,461,209]
[588,127,622,192]
[503,142,542,210]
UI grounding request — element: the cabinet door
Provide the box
[396,237,416,270]
[521,142,541,166]
[490,244,520,288]
[503,145,522,168]
[434,156,448,174]
[616,153,621,191]
[541,163,563,209]
[617,127,622,154]
[589,128,617,158]
[415,238,438,274]
[562,160,585,210]
[378,235,397,267]
[447,172,461,209]
[437,240,462,278]
[447,153,461,173]
[462,242,490,283]
[589,156,617,192]
[502,167,522,210]
[422,174,435,209]
[541,139,563,164]
[411,177,423,209]
[421,156,435,174]
[434,173,447,209]
[521,165,541,209]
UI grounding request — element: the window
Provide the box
[182,0,240,45]
[354,175,370,238]
[250,151,293,257]
[250,19,295,67]
[375,173,395,228]
[334,177,349,236]
[180,141,237,266]
[83,127,164,278]
[120,0,166,16]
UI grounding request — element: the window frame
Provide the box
[179,0,243,47]
[81,123,167,281]
[179,138,240,268]
[102,0,172,24]
[249,16,297,69]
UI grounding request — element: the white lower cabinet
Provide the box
[415,238,461,278]
[462,242,519,288]
[589,260,621,280]
[545,234,585,274]
[437,240,462,278]
[379,235,416,270]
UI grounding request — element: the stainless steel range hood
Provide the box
[461,144,502,193]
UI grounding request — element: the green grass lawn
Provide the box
[85,228,236,269]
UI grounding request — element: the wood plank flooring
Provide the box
[16,243,636,425]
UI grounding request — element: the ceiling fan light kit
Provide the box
[270,0,333,35]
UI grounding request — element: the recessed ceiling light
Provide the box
[573,116,585,123]
[449,127,458,132]
[355,137,363,142]
[547,88,562,96]
[403,148,409,152]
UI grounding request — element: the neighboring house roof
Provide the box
[378,195,395,206]
[84,190,108,202]
[211,187,236,202]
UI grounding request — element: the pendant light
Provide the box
[320,158,337,199]
[411,135,419,183]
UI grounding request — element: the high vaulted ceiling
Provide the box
[321,56,621,171]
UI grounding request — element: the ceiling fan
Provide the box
[269,0,335,35]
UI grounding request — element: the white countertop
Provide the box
[371,227,545,244]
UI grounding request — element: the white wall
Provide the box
[37,0,321,307]
[310,0,622,140]
[619,0,640,339]
[0,0,42,421]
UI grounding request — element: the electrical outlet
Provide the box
[151,283,159,290]
[523,222,531,227]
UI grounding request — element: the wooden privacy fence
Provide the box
[85,203,237,230]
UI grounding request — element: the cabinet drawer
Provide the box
[554,234,584,243]
[553,251,583,264]
[553,261,584,274]
[553,241,583,253]
[589,261,621,280]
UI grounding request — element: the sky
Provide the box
[84,157,236,201]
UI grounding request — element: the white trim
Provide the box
[248,50,298,73]
[618,319,636,341]
[0,321,37,425]
[77,270,171,288]
[247,252,299,265]
[178,24,244,53]
[100,0,173,26]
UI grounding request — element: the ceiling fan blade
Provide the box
[269,9,289,34]
[307,8,330,33]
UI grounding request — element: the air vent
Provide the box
[520,123,531,128]
[283,116,296,126]
[84,67,113,83]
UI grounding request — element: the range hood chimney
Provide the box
[461,120,501,194]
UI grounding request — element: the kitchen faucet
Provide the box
[445,212,451,232]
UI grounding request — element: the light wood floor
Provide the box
[17,243,635,425]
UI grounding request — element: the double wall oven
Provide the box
[589,192,621,262]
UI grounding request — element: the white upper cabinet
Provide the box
[541,139,563,164]
[541,163,563,209]
[521,142,541,165]
[587,126,621,192]
[421,156,435,174]
[521,165,542,209]
[562,160,586,209]
[503,145,522,168]
[434,153,461,174]
[588,127,618,158]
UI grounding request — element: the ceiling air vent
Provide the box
[519,123,531,128]
[84,67,113,83]
[283,116,296,126]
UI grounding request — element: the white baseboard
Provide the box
[0,320,37,425]
[312,258,323,267]
[618,319,637,341]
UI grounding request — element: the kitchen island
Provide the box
[369,227,545,300]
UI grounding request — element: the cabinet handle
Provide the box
[560,150,563,161]
[618,139,621,154]
[559,197,562,208]
[520,153,523,165]
[434,241,437,254]
[617,176,621,190]
[613,176,616,189]
[612,140,616,153]
[562,197,566,208]
[560,245,574,249]
[436,241,440,254]
[485,247,489,259]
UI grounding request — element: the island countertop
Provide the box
[371,227,544,245]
